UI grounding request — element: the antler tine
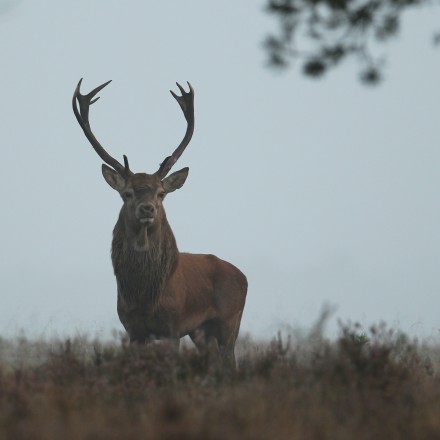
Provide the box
[72,79,132,177]
[155,81,195,179]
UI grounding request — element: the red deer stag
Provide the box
[72,79,247,367]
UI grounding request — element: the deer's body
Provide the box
[112,204,247,355]
[73,80,247,366]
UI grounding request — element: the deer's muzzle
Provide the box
[136,203,156,224]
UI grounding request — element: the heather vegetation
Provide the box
[0,322,439,439]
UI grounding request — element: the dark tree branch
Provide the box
[264,0,440,84]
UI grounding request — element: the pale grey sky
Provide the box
[0,0,439,340]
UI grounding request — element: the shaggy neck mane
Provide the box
[111,211,179,309]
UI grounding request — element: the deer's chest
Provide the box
[117,290,178,339]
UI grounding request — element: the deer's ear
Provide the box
[102,164,125,191]
[162,167,189,193]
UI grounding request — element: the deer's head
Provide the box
[73,80,194,246]
[101,167,188,233]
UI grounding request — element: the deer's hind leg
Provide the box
[215,311,244,369]
[189,315,241,370]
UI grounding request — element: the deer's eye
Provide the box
[123,190,134,199]
[158,192,166,199]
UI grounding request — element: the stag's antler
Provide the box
[72,79,132,177]
[155,82,195,179]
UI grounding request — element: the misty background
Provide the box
[0,0,439,340]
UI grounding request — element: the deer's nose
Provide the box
[137,203,156,218]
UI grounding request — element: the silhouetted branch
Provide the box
[264,0,440,84]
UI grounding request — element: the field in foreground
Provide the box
[1,323,440,440]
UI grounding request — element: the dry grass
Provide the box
[0,323,440,439]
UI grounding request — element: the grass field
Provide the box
[1,322,439,439]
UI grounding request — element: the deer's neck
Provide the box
[111,211,179,308]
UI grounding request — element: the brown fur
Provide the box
[74,80,247,367]
[107,171,247,367]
